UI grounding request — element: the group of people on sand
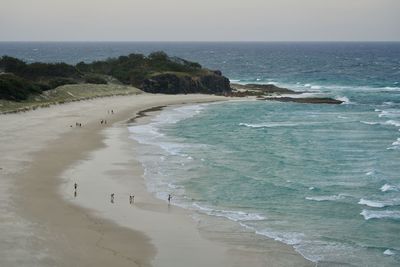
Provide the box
[70,122,83,128]
[109,193,172,204]
[110,193,134,204]
[101,109,116,124]
[73,183,172,205]
[70,109,116,128]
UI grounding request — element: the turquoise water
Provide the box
[128,98,400,266]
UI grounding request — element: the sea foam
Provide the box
[358,198,387,208]
[381,184,399,192]
[360,210,400,220]
[239,122,299,128]
[336,96,351,104]
[305,194,347,202]
[360,121,379,125]
[379,109,400,118]
[392,138,400,146]
[192,203,266,222]
[385,120,400,127]
[383,249,395,256]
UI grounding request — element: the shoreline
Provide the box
[0,93,313,266]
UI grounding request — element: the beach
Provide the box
[0,93,313,266]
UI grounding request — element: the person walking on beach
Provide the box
[111,193,115,203]
[74,183,78,197]
[168,194,172,204]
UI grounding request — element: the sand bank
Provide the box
[0,93,313,266]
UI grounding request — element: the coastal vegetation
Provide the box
[0,84,142,113]
[0,52,231,113]
[0,51,231,102]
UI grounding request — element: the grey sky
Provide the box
[0,0,399,41]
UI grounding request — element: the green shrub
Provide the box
[48,78,77,88]
[84,75,107,84]
[0,74,42,101]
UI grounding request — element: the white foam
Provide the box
[360,209,400,220]
[381,184,399,192]
[359,120,400,128]
[360,121,379,125]
[336,96,352,104]
[358,198,387,208]
[305,194,347,202]
[383,102,395,106]
[383,87,400,91]
[384,120,400,127]
[239,122,302,128]
[383,249,395,256]
[256,229,305,246]
[129,104,209,155]
[392,138,400,146]
[365,170,375,176]
[192,203,266,222]
[379,109,400,118]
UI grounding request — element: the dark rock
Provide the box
[212,70,222,76]
[199,73,231,93]
[263,97,343,104]
[141,72,231,94]
[231,83,302,94]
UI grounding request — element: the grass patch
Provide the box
[0,84,143,114]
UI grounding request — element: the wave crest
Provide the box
[358,198,388,208]
[381,184,399,192]
[360,209,400,220]
[239,122,300,128]
[192,203,266,222]
[305,194,347,202]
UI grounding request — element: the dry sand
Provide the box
[0,93,313,266]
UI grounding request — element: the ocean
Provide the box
[2,42,399,266]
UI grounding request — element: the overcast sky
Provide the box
[0,0,399,41]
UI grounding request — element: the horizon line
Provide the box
[1,40,400,43]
